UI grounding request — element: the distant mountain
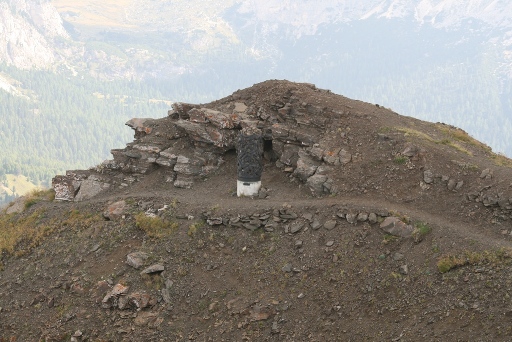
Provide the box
[0,0,69,69]
[0,0,511,189]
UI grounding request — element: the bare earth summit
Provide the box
[2,80,512,341]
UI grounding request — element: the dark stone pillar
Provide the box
[237,127,263,196]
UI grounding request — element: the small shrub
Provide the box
[413,221,431,243]
[135,213,178,238]
[437,255,465,273]
[393,155,408,164]
[188,221,204,237]
[389,210,410,223]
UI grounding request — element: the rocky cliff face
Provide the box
[0,0,69,69]
[236,0,512,30]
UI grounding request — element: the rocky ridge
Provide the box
[53,80,512,228]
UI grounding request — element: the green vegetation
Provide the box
[135,212,178,238]
[0,63,172,191]
[393,155,408,164]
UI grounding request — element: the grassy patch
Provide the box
[0,210,56,256]
[490,153,512,168]
[393,155,408,164]
[23,188,55,209]
[437,124,491,151]
[62,210,102,231]
[382,234,398,244]
[438,139,473,156]
[396,127,435,142]
[437,249,512,273]
[0,208,103,257]
[135,213,178,238]
[378,126,393,133]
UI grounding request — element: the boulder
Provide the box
[141,264,165,274]
[380,217,414,238]
[74,177,110,202]
[103,200,127,220]
[323,220,337,230]
[125,118,153,137]
[480,168,493,179]
[126,252,150,269]
[306,174,328,195]
[423,170,434,184]
[447,179,456,191]
[294,152,319,181]
[339,149,352,165]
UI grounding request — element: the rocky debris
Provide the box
[126,118,154,137]
[102,283,130,309]
[339,149,352,165]
[399,265,409,275]
[380,217,414,238]
[402,143,426,161]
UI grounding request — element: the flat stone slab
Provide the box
[141,264,165,274]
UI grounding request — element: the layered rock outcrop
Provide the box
[52,82,358,201]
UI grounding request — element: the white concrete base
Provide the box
[237,180,261,197]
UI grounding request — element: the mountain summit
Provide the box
[2,80,512,341]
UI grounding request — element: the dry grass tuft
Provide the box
[135,213,179,238]
[396,127,435,142]
[0,210,54,256]
[437,249,512,273]
[490,153,512,168]
[23,188,55,209]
